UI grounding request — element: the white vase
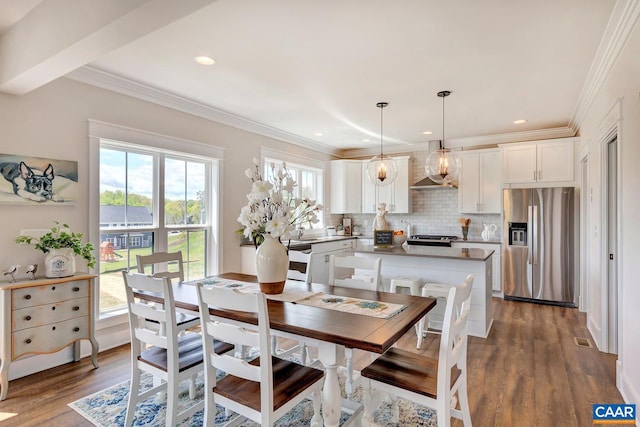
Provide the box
[255,234,289,294]
[45,248,76,278]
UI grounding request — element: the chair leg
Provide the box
[301,342,308,365]
[165,380,178,427]
[437,396,452,427]
[125,370,140,426]
[458,377,472,426]
[188,374,197,400]
[345,348,354,398]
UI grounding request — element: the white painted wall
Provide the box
[578,15,640,406]
[0,77,334,378]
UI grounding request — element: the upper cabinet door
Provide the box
[361,156,412,214]
[459,149,501,213]
[330,160,362,213]
[502,144,537,184]
[537,141,574,183]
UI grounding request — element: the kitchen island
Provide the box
[354,243,494,338]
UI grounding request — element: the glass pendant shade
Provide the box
[366,154,398,186]
[425,90,459,185]
[366,101,397,186]
[425,146,460,185]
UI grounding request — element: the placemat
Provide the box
[296,293,407,319]
[185,278,319,303]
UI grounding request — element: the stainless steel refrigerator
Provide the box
[502,187,576,306]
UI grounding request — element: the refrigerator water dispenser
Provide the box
[508,222,527,246]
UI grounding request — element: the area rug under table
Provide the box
[69,367,437,426]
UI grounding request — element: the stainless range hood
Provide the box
[410,140,458,189]
[410,176,457,189]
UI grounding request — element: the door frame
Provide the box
[596,98,623,355]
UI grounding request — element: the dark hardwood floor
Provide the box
[0,298,623,426]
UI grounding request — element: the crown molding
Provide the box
[65,66,342,157]
[570,0,640,130]
[341,126,576,158]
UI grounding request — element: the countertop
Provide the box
[355,244,494,261]
[240,235,356,249]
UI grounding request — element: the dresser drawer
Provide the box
[12,280,89,309]
[12,297,89,332]
[12,316,90,360]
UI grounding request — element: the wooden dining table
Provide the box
[134,272,436,427]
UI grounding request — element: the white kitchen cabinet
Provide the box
[501,138,576,185]
[362,156,411,214]
[451,241,502,293]
[458,149,501,213]
[330,160,362,213]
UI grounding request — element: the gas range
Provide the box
[406,234,458,247]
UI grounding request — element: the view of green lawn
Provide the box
[99,230,206,313]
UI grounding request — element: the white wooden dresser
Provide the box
[0,273,99,400]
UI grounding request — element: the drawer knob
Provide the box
[73,287,80,292]
[25,315,31,321]
[52,286,56,291]
[73,306,80,311]
[24,294,31,300]
[51,306,56,311]
[25,339,31,344]
[73,327,80,332]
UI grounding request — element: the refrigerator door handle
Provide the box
[527,205,533,264]
[532,205,538,265]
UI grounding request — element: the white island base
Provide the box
[354,244,494,338]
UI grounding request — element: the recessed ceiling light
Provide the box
[422,131,433,135]
[194,56,215,65]
[513,119,527,124]
[362,139,371,143]
[314,132,324,136]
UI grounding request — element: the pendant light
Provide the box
[366,102,398,186]
[425,90,460,185]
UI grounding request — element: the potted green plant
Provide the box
[16,221,96,278]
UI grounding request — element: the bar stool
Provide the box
[417,282,454,349]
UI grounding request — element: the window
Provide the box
[263,156,324,230]
[90,121,222,318]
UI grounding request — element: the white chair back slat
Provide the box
[135,328,168,349]
[205,320,260,349]
[131,301,165,322]
[328,255,382,291]
[287,250,313,284]
[137,251,185,283]
[211,353,261,382]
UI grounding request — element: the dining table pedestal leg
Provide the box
[318,342,345,427]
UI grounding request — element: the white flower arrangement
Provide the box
[237,159,322,246]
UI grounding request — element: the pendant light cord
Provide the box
[441,94,445,150]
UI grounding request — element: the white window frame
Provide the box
[89,120,224,322]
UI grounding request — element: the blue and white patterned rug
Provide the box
[69,366,437,426]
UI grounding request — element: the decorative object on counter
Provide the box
[365,102,398,186]
[392,230,407,246]
[482,223,497,241]
[26,264,37,280]
[425,90,460,185]
[15,222,96,278]
[374,230,394,248]
[255,234,288,294]
[342,217,352,236]
[373,202,389,231]
[3,265,19,283]
[336,224,345,236]
[237,158,322,248]
[352,225,362,236]
[326,225,336,236]
[460,217,471,241]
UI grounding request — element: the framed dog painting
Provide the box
[0,154,78,205]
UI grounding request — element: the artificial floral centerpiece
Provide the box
[237,158,322,248]
[16,222,96,277]
[237,159,322,293]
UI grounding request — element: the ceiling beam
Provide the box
[0,0,217,95]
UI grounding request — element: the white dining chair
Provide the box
[328,254,382,397]
[196,283,324,426]
[122,272,204,427]
[360,274,474,427]
[136,251,200,333]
